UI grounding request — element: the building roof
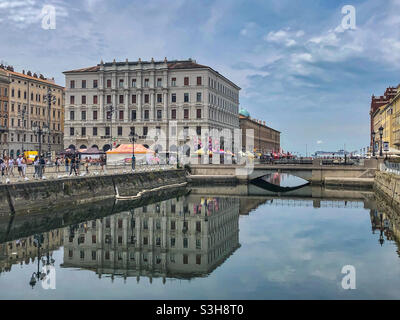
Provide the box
[239,108,250,117]
[5,69,64,89]
[63,66,100,73]
[63,59,241,89]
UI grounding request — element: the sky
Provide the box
[0,0,399,155]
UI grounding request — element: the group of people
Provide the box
[63,154,106,176]
[0,153,108,182]
[0,154,31,180]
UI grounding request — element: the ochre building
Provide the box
[239,108,280,154]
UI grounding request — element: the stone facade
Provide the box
[374,171,400,210]
[63,58,240,154]
[0,69,9,157]
[239,113,280,154]
[0,66,65,158]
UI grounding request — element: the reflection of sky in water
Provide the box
[262,173,308,187]
[0,200,399,299]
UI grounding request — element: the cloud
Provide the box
[317,140,323,145]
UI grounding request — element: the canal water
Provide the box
[0,175,399,299]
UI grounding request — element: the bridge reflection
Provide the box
[0,184,399,284]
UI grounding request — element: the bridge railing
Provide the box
[260,159,360,166]
[381,161,400,176]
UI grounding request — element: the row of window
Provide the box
[69,92,204,105]
[68,249,202,265]
[7,104,61,119]
[9,89,61,105]
[69,108,203,121]
[7,132,61,144]
[70,77,203,90]
[8,118,61,131]
[69,125,202,137]
[71,233,202,249]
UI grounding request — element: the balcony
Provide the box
[0,125,8,133]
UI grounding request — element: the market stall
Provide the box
[106,144,154,165]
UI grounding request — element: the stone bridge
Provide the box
[189,159,380,185]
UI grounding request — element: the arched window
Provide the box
[103,144,111,152]
[68,145,76,150]
[80,145,87,149]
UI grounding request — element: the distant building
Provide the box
[239,108,280,153]
[370,86,399,151]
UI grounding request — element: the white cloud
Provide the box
[317,140,323,145]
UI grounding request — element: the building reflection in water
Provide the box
[0,230,62,276]
[370,209,396,248]
[61,195,241,283]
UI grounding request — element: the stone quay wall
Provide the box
[374,171,400,210]
[0,169,186,216]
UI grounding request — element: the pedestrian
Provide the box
[0,157,5,182]
[33,156,39,179]
[8,157,14,177]
[22,156,27,179]
[55,157,60,173]
[70,156,77,176]
[65,156,70,173]
[85,157,90,174]
[76,155,81,175]
[39,155,46,178]
[16,155,24,179]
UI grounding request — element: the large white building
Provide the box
[63,58,240,155]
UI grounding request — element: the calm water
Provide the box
[0,177,399,299]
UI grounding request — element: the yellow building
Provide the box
[371,85,400,152]
[1,65,65,158]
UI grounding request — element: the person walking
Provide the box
[76,155,81,175]
[16,155,24,179]
[8,157,14,177]
[33,156,39,179]
[85,157,90,174]
[69,156,77,176]
[65,156,70,174]
[0,157,5,182]
[55,157,60,173]
[39,155,46,179]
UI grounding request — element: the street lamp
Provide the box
[44,87,57,159]
[29,233,45,288]
[0,114,8,157]
[32,121,49,157]
[379,126,384,157]
[129,129,138,171]
[18,109,26,155]
[372,131,376,157]
[107,106,115,151]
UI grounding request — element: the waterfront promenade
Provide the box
[0,163,176,184]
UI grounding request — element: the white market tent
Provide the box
[106,144,154,165]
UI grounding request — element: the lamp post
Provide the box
[129,129,138,171]
[18,109,26,155]
[32,121,49,157]
[44,87,57,160]
[29,233,45,288]
[107,106,115,151]
[372,131,376,157]
[379,126,384,157]
[0,114,8,157]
